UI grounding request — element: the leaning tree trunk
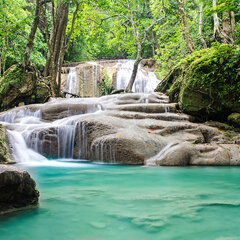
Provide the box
[44,1,70,97]
[231,11,236,41]
[222,11,231,42]
[126,44,142,92]
[22,0,41,69]
[57,2,79,96]
[177,0,195,53]
[213,0,233,44]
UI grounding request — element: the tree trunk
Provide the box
[3,35,9,74]
[44,0,70,97]
[213,0,221,40]
[213,0,233,44]
[177,0,195,53]
[222,11,231,41]
[199,2,207,49]
[0,44,4,77]
[231,11,235,41]
[177,0,195,52]
[57,2,79,96]
[126,44,142,92]
[22,0,41,69]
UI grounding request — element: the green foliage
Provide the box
[98,72,114,96]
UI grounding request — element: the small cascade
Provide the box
[94,139,117,162]
[0,108,41,124]
[64,68,78,97]
[24,118,89,160]
[7,130,47,163]
[165,106,170,113]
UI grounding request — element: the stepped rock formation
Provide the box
[0,93,239,166]
[0,165,39,215]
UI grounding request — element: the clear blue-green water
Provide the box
[1,161,240,240]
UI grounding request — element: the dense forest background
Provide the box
[0,0,239,80]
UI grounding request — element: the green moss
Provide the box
[205,121,234,131]
[0,64,27,95]
[228,113,240,128]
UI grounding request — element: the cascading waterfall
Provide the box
[64,67,78,97]
[0,103,107,164]
[94,139,116,163]
[0,108,42,123]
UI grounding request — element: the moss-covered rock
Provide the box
[205,121,234,131]
[0,64,50,111]
[228,113,240,128]
[0,125,11,163]
[155,44,240,120]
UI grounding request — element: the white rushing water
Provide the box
[115,60,160,93]
[0,103,102,165]
[64,67,78,98]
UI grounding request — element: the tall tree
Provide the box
[199,2,207,49]
[22,0,41,69]
[43,0,79,96]
[213,0,234,44]
[176,0,195,53]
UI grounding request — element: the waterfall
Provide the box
[64,68,78,97]
[115,60,160,93]
[7,130,47,163]
[0,108,41,124]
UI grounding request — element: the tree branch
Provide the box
[126,0,139,42]
[100,14,131,25]
[64,1,79,54]
[141,16,165,45]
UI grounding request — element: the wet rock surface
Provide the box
[0,92,239,166]
[0,165,39,215]
[0,125,10,163]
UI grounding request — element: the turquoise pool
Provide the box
[1,161,240,240]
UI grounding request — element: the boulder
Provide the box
[147,142,239,166]
[155,44,240,121]
[0,64,50,111]
[0,165,39,215]
[228,113,240,128]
